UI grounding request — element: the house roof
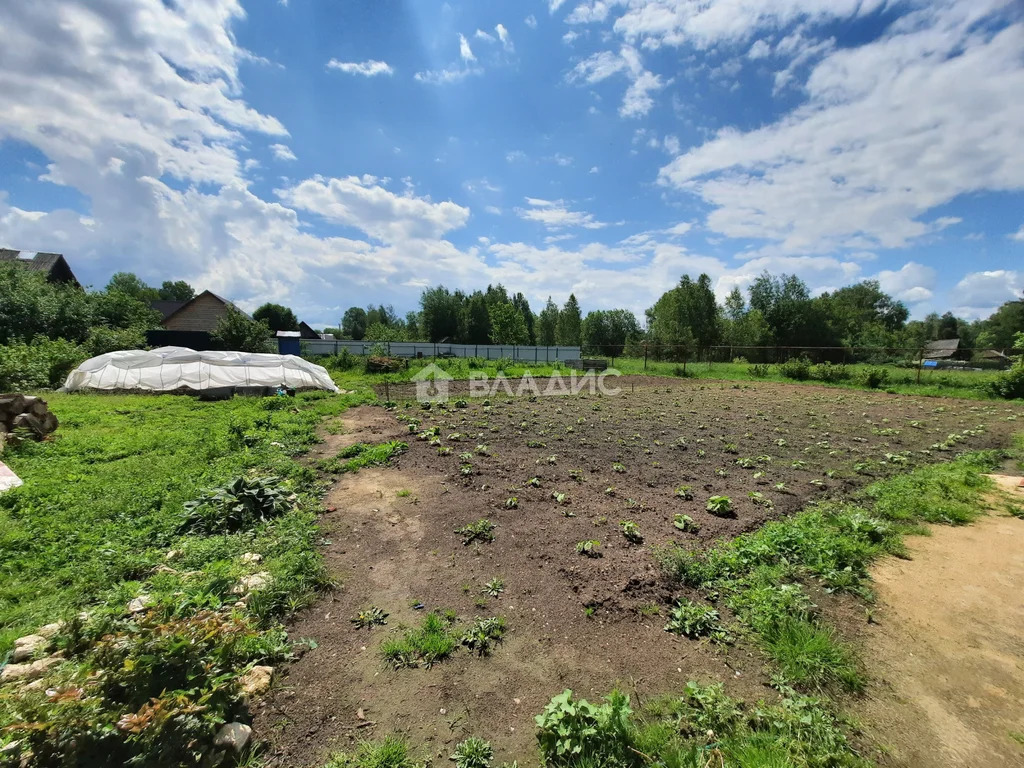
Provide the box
[150,300,188,320]
[160,290,248,326]
[923,338,960,358]
[298,321,321,339]
[0,249,80,286]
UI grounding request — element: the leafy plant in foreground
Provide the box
[619,520,643,544]
[181,475,294,534]
[351,606,389,629]
[460,617,506,656]
[455,519,495,545]
[576,540,601,558]
[451,737,493,768]
[706,495,733,517]
[664,600,724,640]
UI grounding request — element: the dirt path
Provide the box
[855,477,1024,767]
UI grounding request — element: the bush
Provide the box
[535,689,633,766]
[748,364,770,378]
[321,348,357,371]
[86,325,147,356]
[811,362,850,383]
[778,357,812,381]
[861,368,890,389]
[0,337,87,390]
[366,356,405,373]
[985,362,1024,399]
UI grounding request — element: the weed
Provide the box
[461,617,506,656]
[673,485,694,500]
[664,600,725,640]
[612,462,626,473]
[673,513,699,533]
[483,578,505,597]
[455,519,495,545]
[351,607,389,629]
[451,737,493,768]
[324,734,422,768]
[379,612,460,669]
[322,440,408,474]
[181,475,294,534]
[504,496,519,509]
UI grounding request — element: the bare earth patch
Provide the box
[854,478,1024,767]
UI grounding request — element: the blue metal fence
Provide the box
[301,339,581,362]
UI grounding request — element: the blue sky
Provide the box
[1,0,1022,327]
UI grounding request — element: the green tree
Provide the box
[211,306,274,353]
[511,292,536,344]
[489,302,530,345]
[342,307,368,340]
[420,286,463,342]
[645,273,720,359]
[724,287,746,322]
[404,311,422,341]
[105,272,159,303]
[582,309,640,356]
[464,291,492,345]
[975,296,1024,349]
[158,280,195,302]
[0,264,93,344]
[556,294,582,346]
[253,303,299,333]
[365,322,408,342]
[538,297,559,346]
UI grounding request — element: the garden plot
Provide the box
[256,379,1023,766]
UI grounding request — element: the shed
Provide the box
[276,330,301,356]
[298,321,321,340]
[922,338,960,359]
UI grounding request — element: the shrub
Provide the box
[321,348,357,371]
[181,475,294,534]
[747,364,771,378]
[811,362,850,383]
[861,367,890,389]
[366,356,405,373]
[777,357,812,381]
[0,337,87,391]
[985,362,1024,399]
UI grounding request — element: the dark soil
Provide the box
[253,377,1022,766]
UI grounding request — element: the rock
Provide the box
[165,549,181,561]
[240,552,262,564]
[239,665,273,697]
[0,655,61,684]
[232,572,271,595]
[126,595,153,614]
[37,623,62,639]
[11,635,47,663]
[213,722,252,754]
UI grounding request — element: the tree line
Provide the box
[323,273,1023,362]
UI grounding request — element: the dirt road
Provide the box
[856,477,1024,767]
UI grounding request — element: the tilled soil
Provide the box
[254,377,1023,766]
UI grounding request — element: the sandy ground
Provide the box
[855,475,1024,767]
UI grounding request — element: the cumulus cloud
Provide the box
[270,144,297,161]
[1010,224,1024,241]
[515,198,609,230]
[875,262,937,304]
[415,33,482,84]
[326,59,394,76]
[658,3,1024,254]
[951,270,1023,316]
[568,45,666,117]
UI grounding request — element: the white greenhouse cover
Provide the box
[61,347,339,393]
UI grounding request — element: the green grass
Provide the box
[324,734,424,768]
[379,611,461,669]
[0,388,370,763]
[653,449,1006,692]
[320,439,408,473]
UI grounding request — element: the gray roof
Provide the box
[0,249,79,286]
[150,300,188,320]
[923,338,960,358]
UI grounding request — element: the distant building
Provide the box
[147,290,249,350]
[922,338,961,359]
[0,249,80,287]
[298,321,322,340]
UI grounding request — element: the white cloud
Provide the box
[589,166,600,174]
[326,59,394,76]
[270,144,297,162]
[876,262,937,303]
[1010,224,1024,241]
[485,205,502,215]
[459,33,476,62]
[505,150,527,162]
[495,24,513,50]
[658,4,1024,255]
[568,45,665,118]
[525,14,538,29]
[279,175,470,242]
[550,0,569,13]
[474,29,496,43]
[663,134,681,155]
[515,198,609,230]
[747,39,771,59]
[567,1,611,24]
[951,270,1023,317]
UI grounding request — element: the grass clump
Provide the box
[321,440,408,474]
[455,519,496,545]
[379,611,460,669]
[324,734,423,768]
[536,683,869,768]
[451,737,493,768]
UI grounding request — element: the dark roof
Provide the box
[980,349,1009,360]
[0,249,80,287]
[150,300,188,320]
[299,321,321,339]
[923,338,960,358]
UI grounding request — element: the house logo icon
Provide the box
[411,363,453,403]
